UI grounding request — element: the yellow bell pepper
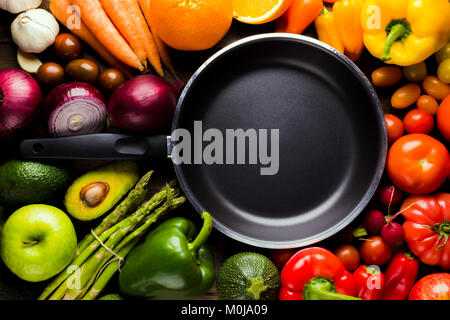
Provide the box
[361,0,450,66]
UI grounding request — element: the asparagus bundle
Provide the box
[38,171,186,300]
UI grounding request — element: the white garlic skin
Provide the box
[11,8,60,54]
[0,0,42,14]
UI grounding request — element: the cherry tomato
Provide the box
[422,76,450,101]
[387,134,450,194]
[384,114,404,143]
[360,236,392,266]
[435,43,450,64]
[36,62,64,87]
[98,68,126,92]
[417,95,439,115]
[437,58,450,84]
[335,244,360,272]
[54,33,82,61]
[270,248,297,270]
[371,66,402,87]
[65,59,100,84]
[403,109,434,134]
[391,84,421,109]
[402,62,427,83]
[437,95,450,141]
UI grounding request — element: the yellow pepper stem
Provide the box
[382,19,411,61]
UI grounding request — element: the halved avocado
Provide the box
[65,161,139,221]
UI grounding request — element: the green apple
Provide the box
[0,204,77,282]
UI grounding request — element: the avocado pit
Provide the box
[80,182,110,208]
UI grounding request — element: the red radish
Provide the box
[381,222,404,245]
[0,69,42,138]
[108,75,178,132]
[379,185,403,207]
[363,209,386,235]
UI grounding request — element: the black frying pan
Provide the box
[20,34,387,248]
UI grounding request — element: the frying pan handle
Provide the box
[19,134,168,160]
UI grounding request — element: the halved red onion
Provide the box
[44,82,107,137]
[0,69,42,138]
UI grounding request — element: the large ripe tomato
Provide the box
[437,95,450,141]
[387,134,450,194]
[408,273,450,300]
[400,194,450,270]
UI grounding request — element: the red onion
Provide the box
[0,69,42,138]
[108,75,177,132]
[44,82,107,137]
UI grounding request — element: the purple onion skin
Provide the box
[43,82,106,117]
[0,69,42,138]
[108,75,178,132]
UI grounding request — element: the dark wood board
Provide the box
[0,1,446,301]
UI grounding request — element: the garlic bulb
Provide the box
[11,8,59,54]
[0,0,42,14]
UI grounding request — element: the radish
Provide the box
[378,185,403,207]
[381,222,404,245]
[363,209,386,235]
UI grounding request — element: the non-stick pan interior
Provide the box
[173,34,386,248]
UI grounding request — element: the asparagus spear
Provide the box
[61,194,184,300]
[76,170,154,255]
[81,196,186,300]
[38,181,172,300]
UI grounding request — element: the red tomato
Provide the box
[360,236,392,265]
[334,245,360,272]
[270,248,297,270]
[400,194,450,270]
[408,273,450,300]
[437,95,450,141]
[384,114,404,143]
[403,109,434,134]
[387,134,450,194]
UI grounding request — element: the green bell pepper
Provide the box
[119,212,215,299]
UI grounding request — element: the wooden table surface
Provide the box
[0,0,444,301]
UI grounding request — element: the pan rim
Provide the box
[171,33,388,249]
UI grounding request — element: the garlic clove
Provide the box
[17,49,43,73]
[0,0,42,14]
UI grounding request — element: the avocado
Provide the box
[0,160,72,206]
[65,161,139,221]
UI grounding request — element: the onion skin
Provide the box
[108,75,178,132]
[0,69,42,138]
[44,82,107,137]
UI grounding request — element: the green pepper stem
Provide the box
[382,19,411,61]
[244,275,268,300]
[303,277,361,300]
[188,212,213,253]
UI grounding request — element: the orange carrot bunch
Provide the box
[50,0,177,77]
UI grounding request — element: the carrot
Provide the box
[50,0,134,78]
[137,0,177,78]
[99,0,148,70]
[120,0,164,77]
[71,0,143,71]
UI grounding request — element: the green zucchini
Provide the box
[217,252,280,300]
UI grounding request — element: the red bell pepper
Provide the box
[381,252,419,300]
[400,193,450,270]
[353,265,385,300]
[275,0,323,34]
[279,247,360,300]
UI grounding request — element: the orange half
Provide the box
[233,0,292,24]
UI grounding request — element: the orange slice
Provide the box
[232,0,292,24]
